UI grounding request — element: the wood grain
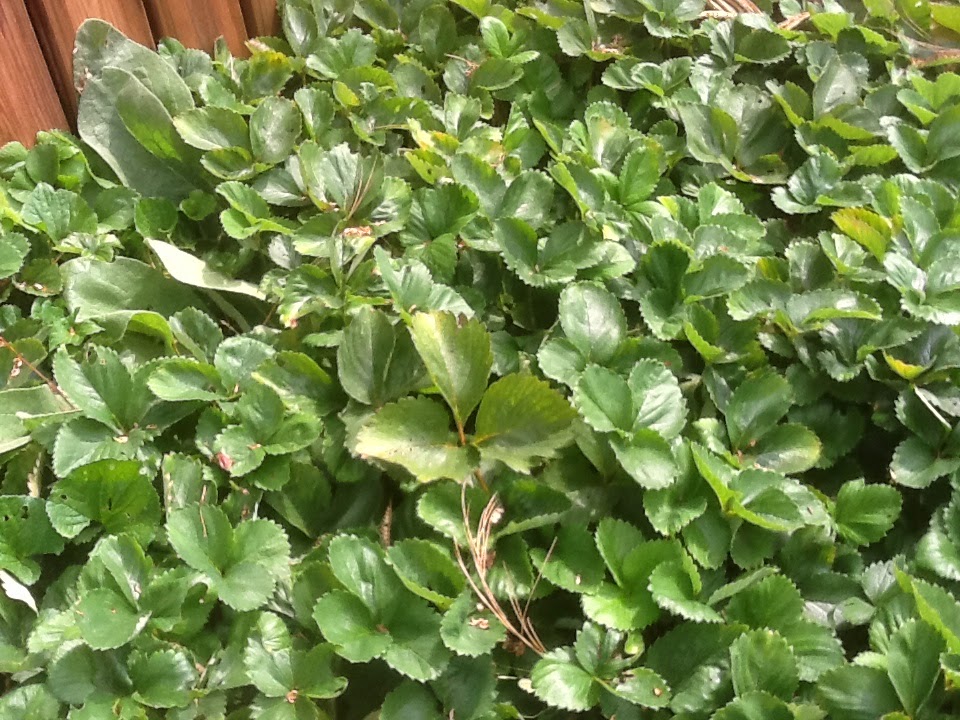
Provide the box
[142,0,248,56]
[27,0,154,120]
[240,0,280,39]
[0,0,68,144]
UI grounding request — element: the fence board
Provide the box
[241,0,280,38]
[27,0,154,120]
[142,0,248,56]
[0,0,68,145]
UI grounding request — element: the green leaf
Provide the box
[743,424,821,475]
[74,587,145,650]
[52,347,127,431]
[375,249,473,318]
[611,667,671,708]
[130,649,197,708]
[148,359,223,401]
[214,336,276,389]
[388,539,463,607]
[0,233,30,279]
[327,535,404,614]
[381,601,450,680]
[627,360,687,439]
[817,665,900,720]
[529,648,600,711]
[380,682,440,720]
[21,183,97,243]
[0,496,65,585]
[314,590,392,662]
[78,67,202,201]
[250,97,302,165]
[174,107,249,151]
[886,619,944,715]
[473,374,575,472]
[167,504,290,611]
[146,239,266,299]
[440,591,506,657]
[337,307,424,406]
[534,524,605,593]
[75,18,194,115]
[611,430,679,489]
[356,397,477,482]
[833,480,902,545]
[47,459,161,545]
[729,630,799,700]
[712,692,795,720]
[725,372,793,449]
[245,613,347,699]
[649,560,722,623]
[410,312,492,429]
[62,256,199,329]
[499,171,554,229]
[890,436,959,489]
[558,283,627,364]
[574,366,634,433]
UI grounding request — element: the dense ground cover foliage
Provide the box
[3,0,960,717]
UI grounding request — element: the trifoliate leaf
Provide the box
[166,504,290,611]
[245,613,347,700]
[381,601,451,681]
[47,459,161,545]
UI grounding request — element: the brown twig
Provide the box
[453,486,548,656]
[380,499,393,547]
[906,39,960,67]
[0,336,74,407]
[779,12,810,30]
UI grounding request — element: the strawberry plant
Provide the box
[2,0,960,718]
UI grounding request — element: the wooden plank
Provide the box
[27,0,154,120]
[241,0,280,39]
[0,0,68,145]
[142,0,248,56]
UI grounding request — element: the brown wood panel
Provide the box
[241,0,280,38]
[0,0,68,145]
[27,0,154,120]
[142,0,248,56]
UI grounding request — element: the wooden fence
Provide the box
[0,0,280,146]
